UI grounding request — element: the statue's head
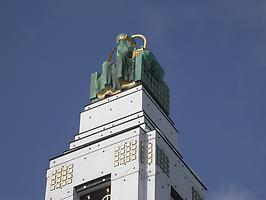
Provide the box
[115,33,136,57]
[116,33,136,47]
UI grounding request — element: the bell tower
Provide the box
[44,34,206,200]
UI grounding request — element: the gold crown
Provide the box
[118,34,128,40]
[116,34,136,46]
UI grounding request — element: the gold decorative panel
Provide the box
[50,164,74,191]
[114,140,137,167]
[156,145,169,176]
[147,142,153,164]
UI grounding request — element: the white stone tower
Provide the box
[44,34,206,200]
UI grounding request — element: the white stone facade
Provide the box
[44,85,206,200]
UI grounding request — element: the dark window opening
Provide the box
[75,174,111,200]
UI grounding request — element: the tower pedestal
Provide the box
[45,85,206,200]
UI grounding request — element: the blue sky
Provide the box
[0,0,265,199]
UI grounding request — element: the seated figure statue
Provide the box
[91,33,136,100]
[90,33,169,115]
[103,33,136,91]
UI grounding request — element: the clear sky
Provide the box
[0,0,265,199]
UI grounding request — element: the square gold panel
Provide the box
[114,140,138,166]
[50,163,74,191]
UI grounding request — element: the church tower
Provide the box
[44,34,206,200]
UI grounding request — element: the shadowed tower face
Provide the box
[44,33,206,200]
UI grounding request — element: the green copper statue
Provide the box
[90,33,170,115]
[103,33,136,92]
